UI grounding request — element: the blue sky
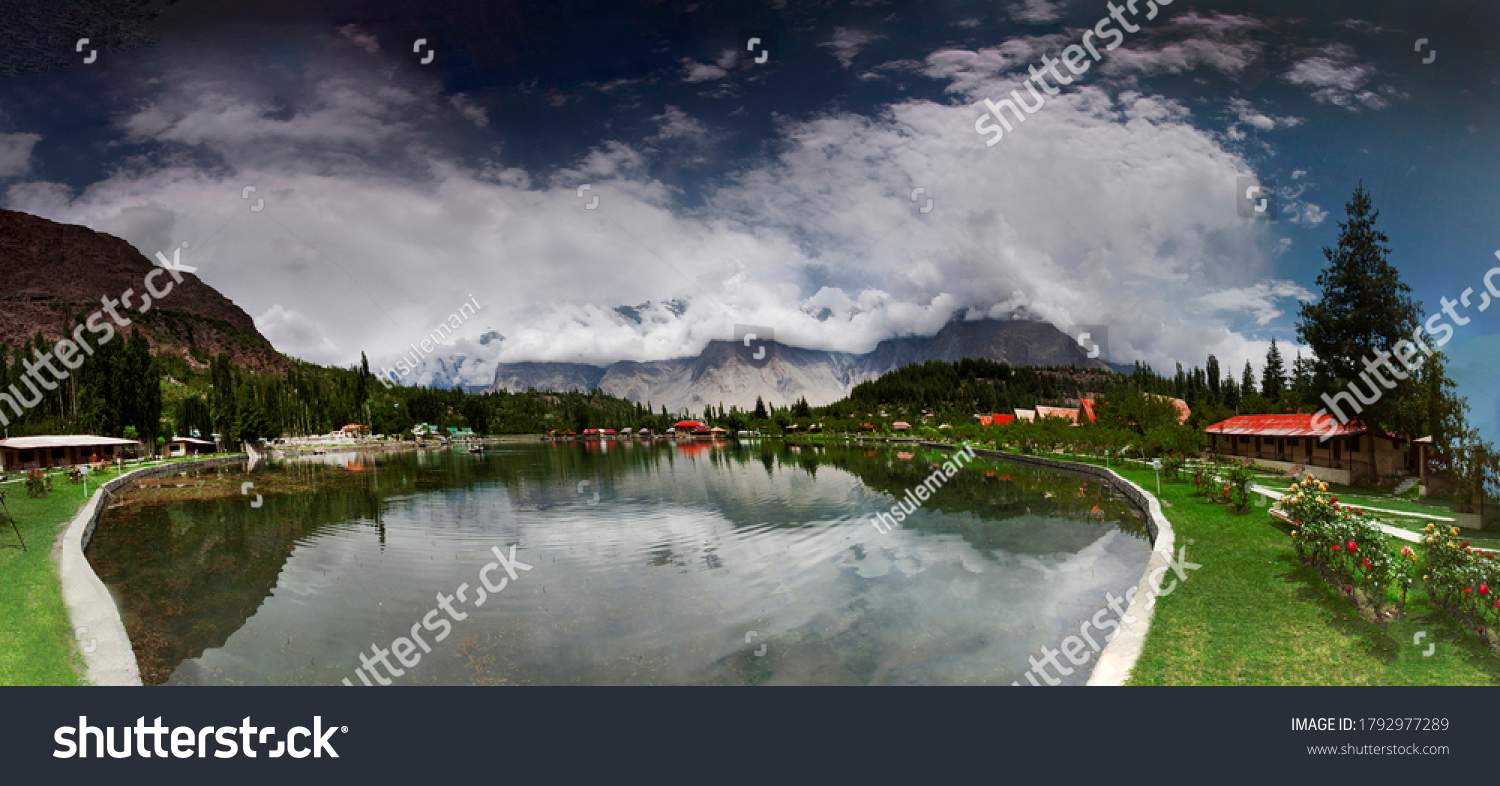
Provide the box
[0,0,1496,437]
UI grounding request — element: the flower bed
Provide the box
[1418,523,1500,644]
[1279,477,1400,619]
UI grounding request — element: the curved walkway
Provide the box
[56,455,246,686]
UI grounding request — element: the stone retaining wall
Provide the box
[915,442,1177,687]
[56,455,246,686]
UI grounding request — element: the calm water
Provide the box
[88,441,1152,686]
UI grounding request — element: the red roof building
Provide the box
[1204,414,1410,483]
[1035,406,1079,423]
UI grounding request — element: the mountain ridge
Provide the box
[489,318,1108,412]
[0,209,290,374]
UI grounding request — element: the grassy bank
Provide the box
[0,469,128,686]
[968,449,1500,685]
[0,456,239,686]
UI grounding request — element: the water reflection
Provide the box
[88,442,1151,686]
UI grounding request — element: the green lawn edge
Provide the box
[0,455,241,686]
[968,449,1500,686]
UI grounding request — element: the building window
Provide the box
[20,449,34,462]
[1238,436,1250,444]
[1350,436,1360,451]
[52,448,66,460]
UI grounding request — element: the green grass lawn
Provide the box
[0,455,240,686]
[0,471,125,686]
[976,449,1500,685]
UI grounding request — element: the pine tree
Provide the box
[1291,350,1313,409]
[753,395,768,420]
[1241,361,1256,398]
[1261,339,1286,400]
[1296,183,1424,479]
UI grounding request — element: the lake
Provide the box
[87,441,1152,686]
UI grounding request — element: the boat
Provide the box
[467,445,485,454]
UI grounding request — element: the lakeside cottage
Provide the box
[1203,414,1410,485]
[167,436,216,457]
[0,435,140,472]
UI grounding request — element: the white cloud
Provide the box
[255,304,341,363]
[679,58,728,83]
[1287,202,1328,227]
[4,37,1310,384]
[648,106,708,141]
[1199,280,1314,326]
[0,132,42,177]
[448,93,489,127]
[1008,0,1063,23]
[1223,97,1303,139]
[820,28,883,69]
[1282,44,1394,111]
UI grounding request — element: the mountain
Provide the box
[490,318,1109,412]
[0,209,289,373]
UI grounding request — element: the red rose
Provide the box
[1464,587,1472,593]
[1348,541,1358,552]
[1463,541,1470,547]
[1482,585,1490,595]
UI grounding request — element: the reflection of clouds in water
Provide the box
[487,482,1144,684]
[163,448,1150,685]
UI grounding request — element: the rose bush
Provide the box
[1282,477,1395,610]
[1419,523,1500,633]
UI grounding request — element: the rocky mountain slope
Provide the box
[0,209,289,374]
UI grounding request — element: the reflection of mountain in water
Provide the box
[88,458,416,684]
[88,443,1150,686]
[484,440,1148,558]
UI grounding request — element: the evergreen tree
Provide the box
[1291,350,1313,409]
[1261,339,1286,400]
[753,395,768,420]
[1296,183,1424,479]
[209,352,237,445]
[1240,361,1256,399]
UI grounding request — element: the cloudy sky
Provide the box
[1,0,1497,434]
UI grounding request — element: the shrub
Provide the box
[1224,465,1254,511]
[1282,477,1395,610]
[1418,522,1500,632]
[24,469,51,498]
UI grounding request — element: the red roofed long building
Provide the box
[1204,414,1410,484]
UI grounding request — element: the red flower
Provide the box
[1330,496,1338,503]
[1464,587,1472,593]
[1463,541,1471,547]
[1362,557,1372,569]
[1332,544,1342,551]
[1482,585,1490,595]
[1348,541,1358,552]
[1344,585,1352,592]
